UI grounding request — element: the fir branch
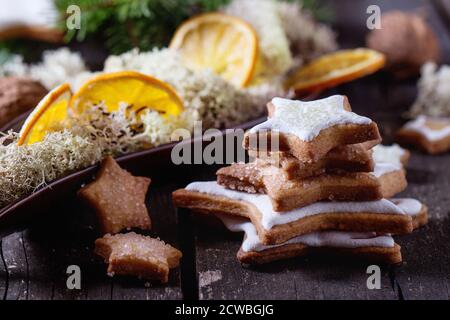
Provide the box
[54,0,232,54]
[0,39,48,63]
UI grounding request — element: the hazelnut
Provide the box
[0,77,48,128]
[366,11,441,78]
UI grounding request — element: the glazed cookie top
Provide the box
[186,181,405,230]
[373,144,405,166]
[371,162,401,178]
[249,95,373,141]
[404,115,450,141]
[217,215,395,252]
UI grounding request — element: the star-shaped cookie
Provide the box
[78,156,151,234]
[244,95,381,162]
[95,232,182,283]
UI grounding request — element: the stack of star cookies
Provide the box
[173,95,428,265]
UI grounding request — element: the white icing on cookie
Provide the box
[370,144,404,178]
[390,198,422,216]
[371,162,401,178]
[186,181,405,230]
[249,95,372,142]
[373,144,405,166]
[404,115,450,141]
[217,215,395,252]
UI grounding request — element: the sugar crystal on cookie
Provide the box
[95,232,182,283]
[251,95,372,141]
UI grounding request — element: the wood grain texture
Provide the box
[194,220,397,300]
[2,232,28,300]
[0,240,8,299]
[21,229,54,300]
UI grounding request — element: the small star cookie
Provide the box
[78,156,151,234]
[95,232,182,283]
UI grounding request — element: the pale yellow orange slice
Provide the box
[285,48,386,95]
[170,13,258,87]
[18,83,72,145]
[70,71,183,117]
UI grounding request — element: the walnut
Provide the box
[366,11,441,78]
[0,77,47,128]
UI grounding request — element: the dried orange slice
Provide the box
[170,13,258,87]
[70,71,183,117]
[285,48,386,94]
[18,83,72,145]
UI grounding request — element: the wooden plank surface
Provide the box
[0,239,9,299]
[194,220,397,300]
[392,154,450,300]
[2,232,29,299]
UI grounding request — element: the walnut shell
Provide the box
[0,77,48,128]
[366,11,441,78]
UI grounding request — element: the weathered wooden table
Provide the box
[1,0,449,300]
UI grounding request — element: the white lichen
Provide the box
[278,1,337,61]
[410,62,450,117]
[104,48,275,128]
[0,130,101,207]
[0,48,87,90]
[224,0,293,81]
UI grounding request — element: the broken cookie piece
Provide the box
[78,156,151,234]
[247,143,375,180]
[95,232,182,283]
